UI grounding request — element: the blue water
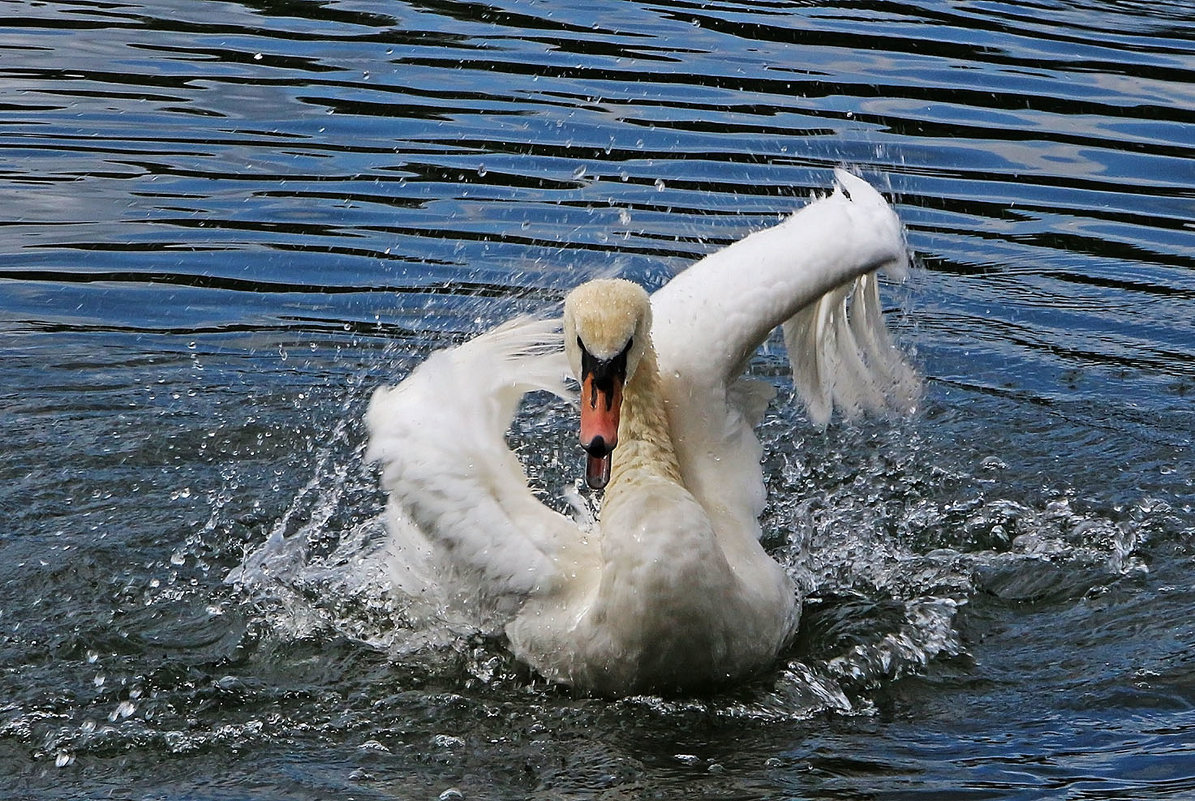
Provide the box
[1,0,1193,798]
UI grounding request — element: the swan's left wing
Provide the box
[649,170,919,541]
[651,170,913,398]
[365,318,584,600]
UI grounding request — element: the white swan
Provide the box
[366,170,918,695]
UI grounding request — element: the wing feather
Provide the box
[784,271,920,426]
[365,317,582,600]
[648,170,919,545]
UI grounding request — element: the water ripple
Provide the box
[2,0,1194,797]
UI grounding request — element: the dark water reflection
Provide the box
[1,0,1193,798]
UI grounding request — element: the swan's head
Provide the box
[562,279,652,490]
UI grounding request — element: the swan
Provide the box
[366,169,918,695]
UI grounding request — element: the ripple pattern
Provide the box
[1,2,1194,798]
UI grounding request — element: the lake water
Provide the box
[2,0,1193,798]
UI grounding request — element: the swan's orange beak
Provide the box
[577,341,630,490]
[580,371,622,490]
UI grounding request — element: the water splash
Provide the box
[214,359,1168,723]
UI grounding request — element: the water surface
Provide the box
[1,0,1193,798]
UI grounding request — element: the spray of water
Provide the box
[219,350,1156,718]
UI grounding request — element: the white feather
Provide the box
[365,170,919,694]
[365,318,583,601]
[650,169,915,553]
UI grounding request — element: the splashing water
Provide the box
[217,340,1158,721]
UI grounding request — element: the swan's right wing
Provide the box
[365,318,587,601]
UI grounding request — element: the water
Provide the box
[1,0,1193,797]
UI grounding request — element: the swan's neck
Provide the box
[606,341,682,493]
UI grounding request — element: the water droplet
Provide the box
[109,700,136,721]
[253,53,263,61]
[55,752,74,768]
[439,789,465,801]
[573,165,588,180]
[359,739,391,752]
[215,675,242,691]
[477,164,487,177]
[654,178,666,191]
